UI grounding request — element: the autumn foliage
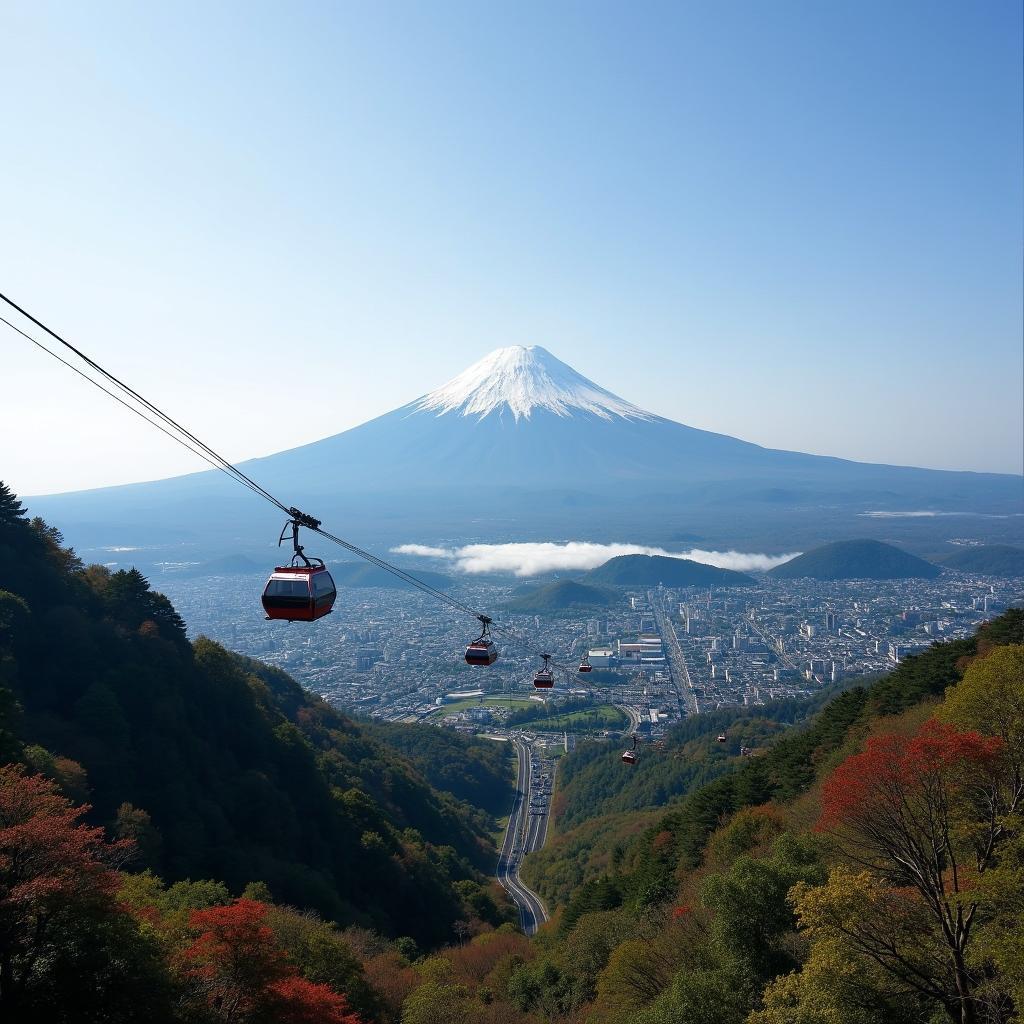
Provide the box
[814,718,1014,1024]
[818,719,1003,839]
[0,764,129,1010]
[179,899,361,1023]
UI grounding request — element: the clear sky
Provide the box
[2,0,1021,495]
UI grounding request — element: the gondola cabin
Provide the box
[621,750,637,765]
[578,659,592,673]
[465,640,498,665]
[533,671,554,689]
[716,733,727,743]
[262,565,337,622]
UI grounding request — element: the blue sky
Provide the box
[2,0,1021,494]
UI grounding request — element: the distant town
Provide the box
[157,566,1024,744]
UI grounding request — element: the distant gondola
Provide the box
[578,654,592,673]
[533,654,555,689]
[621,734,638,765]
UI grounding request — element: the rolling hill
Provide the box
[939,544,1024,577]
[506,579,615,611]
[585,553,756,587]
[769,538,942,580]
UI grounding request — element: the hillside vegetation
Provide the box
[505,608,1023,1024]
[506,579,615,611]
[0,483,507,951]
[940,544,1024,576]
[770,538,941,579]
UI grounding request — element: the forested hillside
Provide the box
[940,544,1024,576]
[359,721,515,817]
[508,608,1024,1024]
[523,691,847,904]
[0,483,510,952]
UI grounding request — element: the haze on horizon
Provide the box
[1,0,1021,496]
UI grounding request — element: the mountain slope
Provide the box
[26,346,1022,562]
[329,561,453,589]
[939,544,1024,576]
[585,553,755,587]
[514,609,1024,1024]
[0,484,504,947]
[506,579,615,610]
[769,538,942,580]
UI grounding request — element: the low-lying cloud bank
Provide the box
[860,510,1023,519]
[390,541,800,577]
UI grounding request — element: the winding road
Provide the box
[496,737,549,935]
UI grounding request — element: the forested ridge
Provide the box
[509,607,1024,1024]
[2,478,1023,1024]
[0,483,517,1021]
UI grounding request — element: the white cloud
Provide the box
[679,548,802,572]
[859,510,1023,519]
[390,543,456,557]
[391,540,799,577]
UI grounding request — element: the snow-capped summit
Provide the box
[413,345,655,422]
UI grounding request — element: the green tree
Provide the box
[633,958,751,1024]
[402,958,470,1024]
[701,833,825,981]
[939,644,1024,812]
[751,931,923,1024]
[265,903,381,1021]
[0,764,172,1022]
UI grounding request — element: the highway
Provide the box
[650,590,699,716]
[495,737,549,935]
[616,703,641,734]
[747,615,799,670]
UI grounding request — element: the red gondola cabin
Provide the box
[262,565,337,622]
[621,750,637,765]
[465,640,498,665]
[533,671,554,689]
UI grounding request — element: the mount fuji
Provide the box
[26,346,1023,562]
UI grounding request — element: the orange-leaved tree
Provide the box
[179,898,360,1023]
[0,763,130,1012]
[809,720,1008,1024]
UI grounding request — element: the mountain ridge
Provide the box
[505,578,616,611]
[585,553,756,587]
[769,538,942,580]
[23,347,1023,561]
[939,544,1024,577]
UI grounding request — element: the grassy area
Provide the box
[435,696,539,718]
[530,704,629,731]
[491,812,511,847]
[489,736,523,845]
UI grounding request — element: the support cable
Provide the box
[1,292,577,676]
